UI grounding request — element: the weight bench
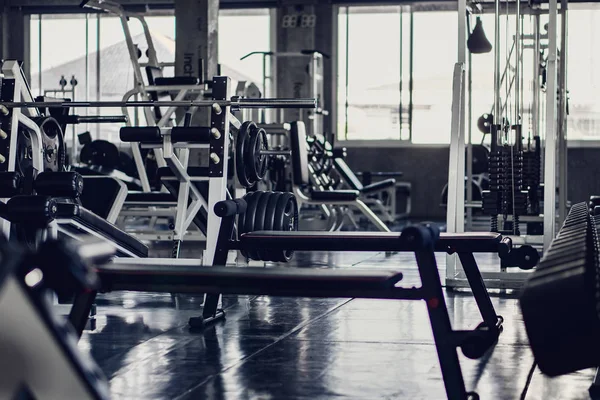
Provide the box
[68,218,501,400]
[2,172,148,258]
[290,121,391,232]
[333,158,405,221]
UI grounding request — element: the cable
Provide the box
[520,361,537,400]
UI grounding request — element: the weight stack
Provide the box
[520,202,600,376]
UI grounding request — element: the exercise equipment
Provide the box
[0,239,112,400]
[520,202,600,376]
[235,121,290,188]
[68,218,513,400]
[237,191,298,262]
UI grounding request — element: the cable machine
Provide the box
[447,0,568,290]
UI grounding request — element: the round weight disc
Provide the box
[262,192,282,262]
[246,126,269,184]
[236,122,256,188]
[243,191,263,261]
[237,192,251,259]
[37,117,66,172]
[252,191,271,262]
[272,193,298,262]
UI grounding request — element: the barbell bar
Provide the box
[0,97,317,112]
[259,149,291,157]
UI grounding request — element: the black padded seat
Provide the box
[239,231,509,254]
[310,190,359,202]
[96,264,404,295]
[438,232,509,254]
[55,203,148,257]
[157,166,210,179]
[126,191,175,203]
[154,76,200,86]
[361,179,397,194]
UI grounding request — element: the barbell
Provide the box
[236,121,291,188]
[0,97,317,112]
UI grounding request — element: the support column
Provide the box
[1,7,29,81]
[275,3,334,136]
[175,0,218,127]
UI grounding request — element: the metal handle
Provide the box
[65,115,129,124]
[259,150,291,157]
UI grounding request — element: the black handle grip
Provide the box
[65,115,128,124]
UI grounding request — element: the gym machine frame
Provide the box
[82,0,209,193]
[446,0,567,290]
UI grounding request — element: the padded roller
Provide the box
[214,199,247,218]
[120,127,162,143]
[171,127,211,143]
[34,171,84,198]
[7,195,58,225]
[0,172,23,198]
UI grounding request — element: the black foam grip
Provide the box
[120,127,162,143]
[214,200,238,218]
[214,199,248,218]
[34,172,84,198]
[171,127,211,143]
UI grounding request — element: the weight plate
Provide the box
[252,191,271,261]
[243,191,263,261]
[246,126,269,184]
[237,191,250,259]
[236,121,255,188]
[262,191,282,262]
[272,192,298,262]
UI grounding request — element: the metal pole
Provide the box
[399,7,403,140]
[38,15,42,95]
[544,0,558,250]
[494,0,501,129]
[466,49,473,231]
[515,0,520,121]
[344,7,350,140]
[408,10,414,140]
[532,14,539,138]
[558,0,568,227]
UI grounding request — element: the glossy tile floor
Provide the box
[78,250,597,400]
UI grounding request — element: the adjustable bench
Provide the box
[68,221,500,400]
[289,121,391,232]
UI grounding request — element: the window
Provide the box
[28,9,271,143]
[567,6,600,140]
[338,7,459,144]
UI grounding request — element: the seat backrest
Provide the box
[333,158,363,190]
[80,176,127,224]
[290,121,310,186]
